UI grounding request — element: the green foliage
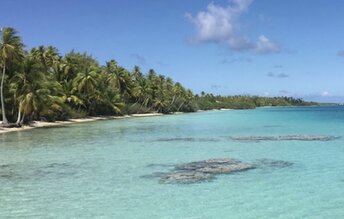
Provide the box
[195,93,317,110]
[0,27,199,123]
[0,27,25,124]
[0,27,317,124]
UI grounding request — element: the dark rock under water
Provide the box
[159,158,255,184]
[161,172,215,183]
[144,158,294,184]
[230,135,339,142]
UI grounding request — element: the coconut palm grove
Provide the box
[2,1,344,218]
[0,27,314,126]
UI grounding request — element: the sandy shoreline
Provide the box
[0,113,164,134]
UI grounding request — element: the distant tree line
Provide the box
[0,27,316,126]
[195,93,317,110]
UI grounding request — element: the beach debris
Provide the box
[159,158,255,184]
[230,135,339,142]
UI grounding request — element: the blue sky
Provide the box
[1,0,344,102]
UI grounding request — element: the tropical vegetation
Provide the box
[195,93,317,110]
[0,27,316,126]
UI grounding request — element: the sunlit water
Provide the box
[1,106,344,218]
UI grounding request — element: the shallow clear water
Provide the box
[1,106,344,218]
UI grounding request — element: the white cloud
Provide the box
[255,35,280,54]
[186,0,280,54]
[321,91,330,97]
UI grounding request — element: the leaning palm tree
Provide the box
[0,27,24,125]
[10,57,40,124]
[11,56,64,123]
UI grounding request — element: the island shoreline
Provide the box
[0,105,327,135]
[0,113,165,135]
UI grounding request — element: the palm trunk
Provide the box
[167,95,177,112]
[143,97,149,108]
[1,65,8,125]
[16,103,22,124]
[20,113,25,124]
[177,101,185,112]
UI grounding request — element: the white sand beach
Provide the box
[0,113,164,134]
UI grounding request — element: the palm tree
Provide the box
[11,56,64,123]
[19,82,63,121]
[73,67,98,96]
[61,80,84,109]
[30,46,59,73]
[10,57,38,124]
[105,60,133,96]
[72,66,99,113]
[146,69,159,103]
[0,27,24,125]
[132,65,143,81]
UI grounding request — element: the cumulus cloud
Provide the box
[185,0,252,45]
[267,72,289,78]
[186,0,280,54]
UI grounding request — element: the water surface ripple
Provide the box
[1,106,344,218]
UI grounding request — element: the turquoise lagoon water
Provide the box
[1,106,344,218]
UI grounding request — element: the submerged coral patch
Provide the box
[160,158,254,184]
[144,158,295,184]
[230,135,339,142]
[161,172,215,183]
